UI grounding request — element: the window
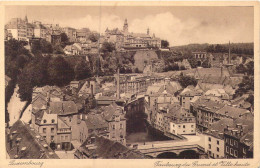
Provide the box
[51,119,55,123]
[234,140,238,147]
[209,144,211,149]
[234,150,238,157]
[43,128,46,133]
[230,139,233,146]
[43,119,47,123]
[178,125,181,128]
[230,148,234,156]
[112,125,115,130]
[217,147,219,152]
[43,136,46,139]
[51,128,54,133]
[183,130,185,133]
[183,125,185,128]
[51,136,54,141]
[191,125,194,128]
[243,147,247,154]
[225,138,229,143]
[216,155,219,158]
[208,137,211,142]
[120,124,123,129]
[217,140,219,145]
[65,136,68,140]
[226,146,229,153]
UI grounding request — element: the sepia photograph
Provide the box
[1,1,259,167]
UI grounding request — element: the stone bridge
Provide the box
[129,135,207,158]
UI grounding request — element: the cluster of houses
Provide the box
[63,19,162,56]
[144,65,253,159]
[5,16,62,45]
[6,76,130,159]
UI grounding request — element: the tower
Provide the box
[24,15,28,23]
[123,18,128,33]
[147,27,150,35]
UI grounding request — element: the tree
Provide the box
[161,40,169,48]
[47,56,74,86]
[60,33,69,43]
[178,74,197,88]
[89,33,99,42]
[17,56,49,101]
[245,61,254,76]
[236,64,246,74]
[74,61,92,80]
[202,60,211,68]
[53,45,64,54]
[101,42,115,53]
[234,76,254,97]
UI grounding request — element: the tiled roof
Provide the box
[49,101,78,115]
[192,97,225,112]
[77,135,147,159]
[102,103,125,122]
[7,120,59,159]
[206,118,234,139]
[85,114,108,130]
[216,106,249,119]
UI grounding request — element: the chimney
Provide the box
[228,41,231,64]
[117,68,120,99]
[221,66,223,78]
[91,84,94,97]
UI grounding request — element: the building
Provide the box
[166,105,196,136]
[178,86,202,111]
[103,103,126,145]
[191,97,225,131]
[74,135,147,159]
[204,118,234,159]
[33,21,47,38]
[6,120,59,159]
[62,27,76,42]
[192,51,213,67]
[105,18,161,50]
[224,113,253,158]
[5,17,28,41]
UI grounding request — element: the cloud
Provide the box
[61,12,253,46]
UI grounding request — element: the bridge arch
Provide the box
[178,150,199,159]
[156,152,178,159]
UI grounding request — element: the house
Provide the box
[191,97,225,131]
[204,118,234,159]
[224,113,253,158]
[70,81,80,89]
[166,105,196,136]
[6,120,59,159]
[74,135,147,159]
[178,87,203,111]
[103,103,126,145]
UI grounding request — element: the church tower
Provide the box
[147,28,150,35]
[123,18,128,33]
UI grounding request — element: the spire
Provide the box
[147,27,150,35]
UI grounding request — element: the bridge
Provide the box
[129,134,207,158]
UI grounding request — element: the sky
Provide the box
[5,6,254,46]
